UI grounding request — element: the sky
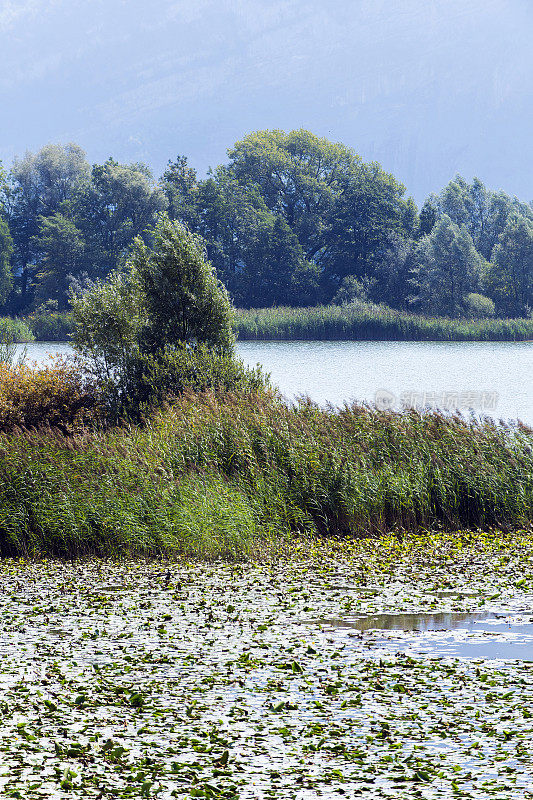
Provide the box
[0,0,532,204]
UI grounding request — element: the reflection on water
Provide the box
[312,611,533,661]
[313,611,497,632]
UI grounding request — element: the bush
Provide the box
[463,293,496,318]
[0,360,101,432]
[25,311,73,341]
[124,345,269,412]
[0,317,34,344]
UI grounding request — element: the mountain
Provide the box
[1,0,531,203]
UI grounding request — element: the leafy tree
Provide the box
[8,144,90,306]
[32,213,85,308]
[167,165,318,306]
[74,159,167,281]
[332,275,373,305]
[0,218,13,306]
[71,214,235,379]
[162,155,199,226]
[483,214,533,315]
[411,216,483,316]
[370,234,418,309]
[131,214,234,354]
[226,129,412,297]
[425,175,533,261]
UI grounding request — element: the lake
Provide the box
[17,339,533,424]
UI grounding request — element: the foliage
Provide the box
[25,310,73,341]
[411,216,484,316]
[130,214,235,354]
[116,345,270,418]
[0,217,13,305]
[333,275,372,305]
[463,292,495,318]
[0,359,100,432]
[71,215,242,414]
[224,128,414,295]
[1,133,533,318]
[70,269,144,380]
[0,316,34,343]
[484,213,533,315]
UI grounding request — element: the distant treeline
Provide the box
[0,129,532,317]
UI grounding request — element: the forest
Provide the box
[0,128,532,318]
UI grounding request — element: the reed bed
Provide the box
[236,303,533,341]
[1,390,532,558]
[19,304,533,342]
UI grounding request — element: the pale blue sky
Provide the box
[1,0,531,202]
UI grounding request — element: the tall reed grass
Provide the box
[236,303,533,341]
[19,304,533,343]
[1,390,531,558]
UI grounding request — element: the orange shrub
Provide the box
[0,360,101,432]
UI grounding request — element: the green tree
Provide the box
[32,213,86,308]
[411,216,483,316]
[483,214,533,315]
[0,217,13,306]
[131,214,234,354]
[425,175,533,261]
[226,129,412,297]
[162,155,199,227]
[8,143,90,307]
[71,214,235,382]
[75,159,167,280]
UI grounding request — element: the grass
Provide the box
[1,389,532,558]
[16,304,533,342]
[236,302,533,341]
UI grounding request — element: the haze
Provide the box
[1,0,531,202]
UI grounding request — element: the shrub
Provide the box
[463,293,496,318]
[0,317,34,344]
[118,344,269,415]
[0,360,101,432]
[25,311,73,341]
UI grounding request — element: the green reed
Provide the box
[236,303,533,341]
[0,391,531,558]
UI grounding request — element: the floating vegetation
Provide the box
[0,529,532,798]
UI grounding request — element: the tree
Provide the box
[32,213,85,308]
[8,143,90,307]
[0,218,13,306]
[226,129,413,298]
[71,214,235,383]
[424,175,533,261]
[131,214,234,354]
[162,155,199,227]
[484,214,533,315]
[370,233,418,309]
[74,159,167,281]
[411,216,483,316]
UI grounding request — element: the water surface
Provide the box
[18,339,533,424]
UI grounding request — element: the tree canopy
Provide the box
[1,132,532,318]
